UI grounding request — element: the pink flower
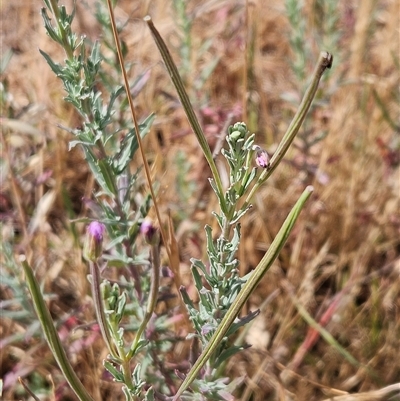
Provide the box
[84,221,105,261]
[254,146,270,169]
[140,219,159,245]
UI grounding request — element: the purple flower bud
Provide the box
[84,221,106,261]
[254,146,270,169]
[201,323,214,336]
[140,219,159,245]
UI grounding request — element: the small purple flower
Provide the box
[254,146,270,169]
[140,219,159,245]
[88,221,106,241]
[201,323,214,336]
[84,221,106,261]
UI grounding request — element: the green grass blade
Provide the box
[286,287,379,382]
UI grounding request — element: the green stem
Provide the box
[90,261,119,358]
[21,257,95,401]
[128,241,161,358]
[173,186,314,400]
[121,360,137,401]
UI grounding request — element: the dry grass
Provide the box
[1,0,399,400]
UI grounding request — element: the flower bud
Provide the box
[229,130,242,141]
[83,221,105,261]
[140,219,159,245]
[254,146,270,169]
[228,122,248,142]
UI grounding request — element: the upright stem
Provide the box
[90,261,119,358]
[128,242,161,358]
[173,186,314,400]
[105,1,174,270]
